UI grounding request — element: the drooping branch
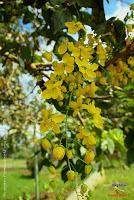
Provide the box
[105,41,134,67]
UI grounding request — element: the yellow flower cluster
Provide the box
[97,44,107,66]
[40,109,65,134]
[108,58,134,86]
[65,21,84,34]
[42,74,66,100]
[76,128,96,149]
[82,101,103,128]
[41,22,106,129]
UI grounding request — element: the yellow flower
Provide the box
[75,58,89,70]
[42,76,65,100]
[52,146,65,160]
[40,109,65,134]
[76,132,83,139]
[97,44,107,66]
[83,69,96,81]
[40,119,52,133]
[69,97,83,116]
[66,74,76,83]
[76,86,85,97]
[41,138,51,150]
[82,101,101,115]
[51,114,65,123]
[76,128,87,139]
[82,102,103,128]
[53,61,64,75]
[76,128,96,147]
[43,51,52,62]
[67,170,76,181]
[128,56,134,66]
[128,70,134,78]
[58,41,68,54]
[93,114,103,129]
[65,21,84,34]
[62,53,74,73]
[83,134,96,146]
[67,42,75,52]
[80,46,94,60]
[99,77,107,85]
[51,121,61,133]
[85,165,92,174]
[42,108,52,119]
[75,58,98,81]
[84,151,95,164]
[89,63,99,71]
[72,47,80,58]
[66,150,73,159]
[88,82,98,97]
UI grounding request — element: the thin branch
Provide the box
[24,84,37,99]
[77,112,85,126]
[30,63,53,70]
[42,72,50,79]
[92,95,113,99]
[105,41,134,67]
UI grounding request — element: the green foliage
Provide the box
[100,129,126,155]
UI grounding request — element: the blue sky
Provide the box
[104,0,133,15]
[104,0,133,19]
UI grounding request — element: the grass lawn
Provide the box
[0,159,26,168]
[0,159,134,200]
[92,165,134,200]
[0,159,75,200]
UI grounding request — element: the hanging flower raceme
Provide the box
[40,20,131,181]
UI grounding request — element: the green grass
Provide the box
[0,159,134,200]
[0,159,75,200]
[92,165,134,200]
[0,159,26,168]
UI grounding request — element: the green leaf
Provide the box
[101,140,108,151]
[107,138,115,154]
[80,11,92,26]
[51,8,72,34]
[23,9,33,24]
[21,46,31,60]
[76,0,92,7]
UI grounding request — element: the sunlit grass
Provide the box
[0,159,26,169]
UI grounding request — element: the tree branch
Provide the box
[105,41,134,67]
[77,112,85,126]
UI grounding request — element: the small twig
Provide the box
[30,62,52,70]
[105,41,134,67]
[24,84,37,99]
[42,72,50,79]
[77,112,85,126]
[92,95,113,99]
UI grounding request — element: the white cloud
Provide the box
[106,1,130,21]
